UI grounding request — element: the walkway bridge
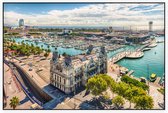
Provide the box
[109,44,150,63]
[109,51,132,63]
[135,43,151,52]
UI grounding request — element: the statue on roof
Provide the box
[64,55,72,67]
[86,45,93,55]
[52,51,58,63]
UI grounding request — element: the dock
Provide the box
[127,70,134,76]
[154,77,161,85]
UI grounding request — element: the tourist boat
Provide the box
[150,73,157,82]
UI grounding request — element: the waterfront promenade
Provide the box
[108,63,164,109]
[109,43,150,63]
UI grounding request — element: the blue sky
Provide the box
[4,4,88,14]
[4,3,164,30]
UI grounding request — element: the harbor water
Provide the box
[117,36,164,78]
[13,38,83,56]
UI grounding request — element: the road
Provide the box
[3,63,33,109]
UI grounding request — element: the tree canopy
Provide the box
[121,75,149,90]
[86,75,108,96]
[134,95,154,109]
[112,96,125,109]
[86,74,154,109]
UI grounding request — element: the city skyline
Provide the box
[4,3,164,30]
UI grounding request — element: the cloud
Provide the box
[4,4,164,30]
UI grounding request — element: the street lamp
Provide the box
[147,64,150,94]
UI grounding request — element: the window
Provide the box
[57,76,59,82]
[64,79,66,84]
[55,75,57,81]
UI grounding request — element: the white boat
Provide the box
[143,48,151,51]
[22,36,27,39]
[156,40,164,43]
[148,43,157,48]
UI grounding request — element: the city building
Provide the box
[149,21,153,32]
[63,29,72,34]
[50,46,107,94]
[126,34,150,44]
[148,21,153,36]
[19,19,24,27]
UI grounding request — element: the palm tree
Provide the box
[9,96,19,109]
[44,52,49,59]
[41,45,43,49]
[47,45,50,50]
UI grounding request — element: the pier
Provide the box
[127,70,134,76]
[154,77,161,85]
[109,44,151,63]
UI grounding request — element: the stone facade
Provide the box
[50,46,107,94]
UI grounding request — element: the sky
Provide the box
[4,3,164,30]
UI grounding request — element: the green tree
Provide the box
[62,52,67,57]
[12,39,16,43]
[124,86,146,108]
[99,74,115,87]
[134,95,154,109]
[157,88,164,95]
[124,88,133,108]
[35,42,38,46]
[47,45,50,49]
[98,74,117,98]
[115,82,129,96]
[31,43,34,47]
[44,52,49,59]
[41,45,43,49]
[26,52,31,58]
[121,75,149,90]
[47,49,51,53]
[86,75,108,97]
[112,96,125,109]
[9,96,19,109]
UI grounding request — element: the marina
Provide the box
[12,35,164,80]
